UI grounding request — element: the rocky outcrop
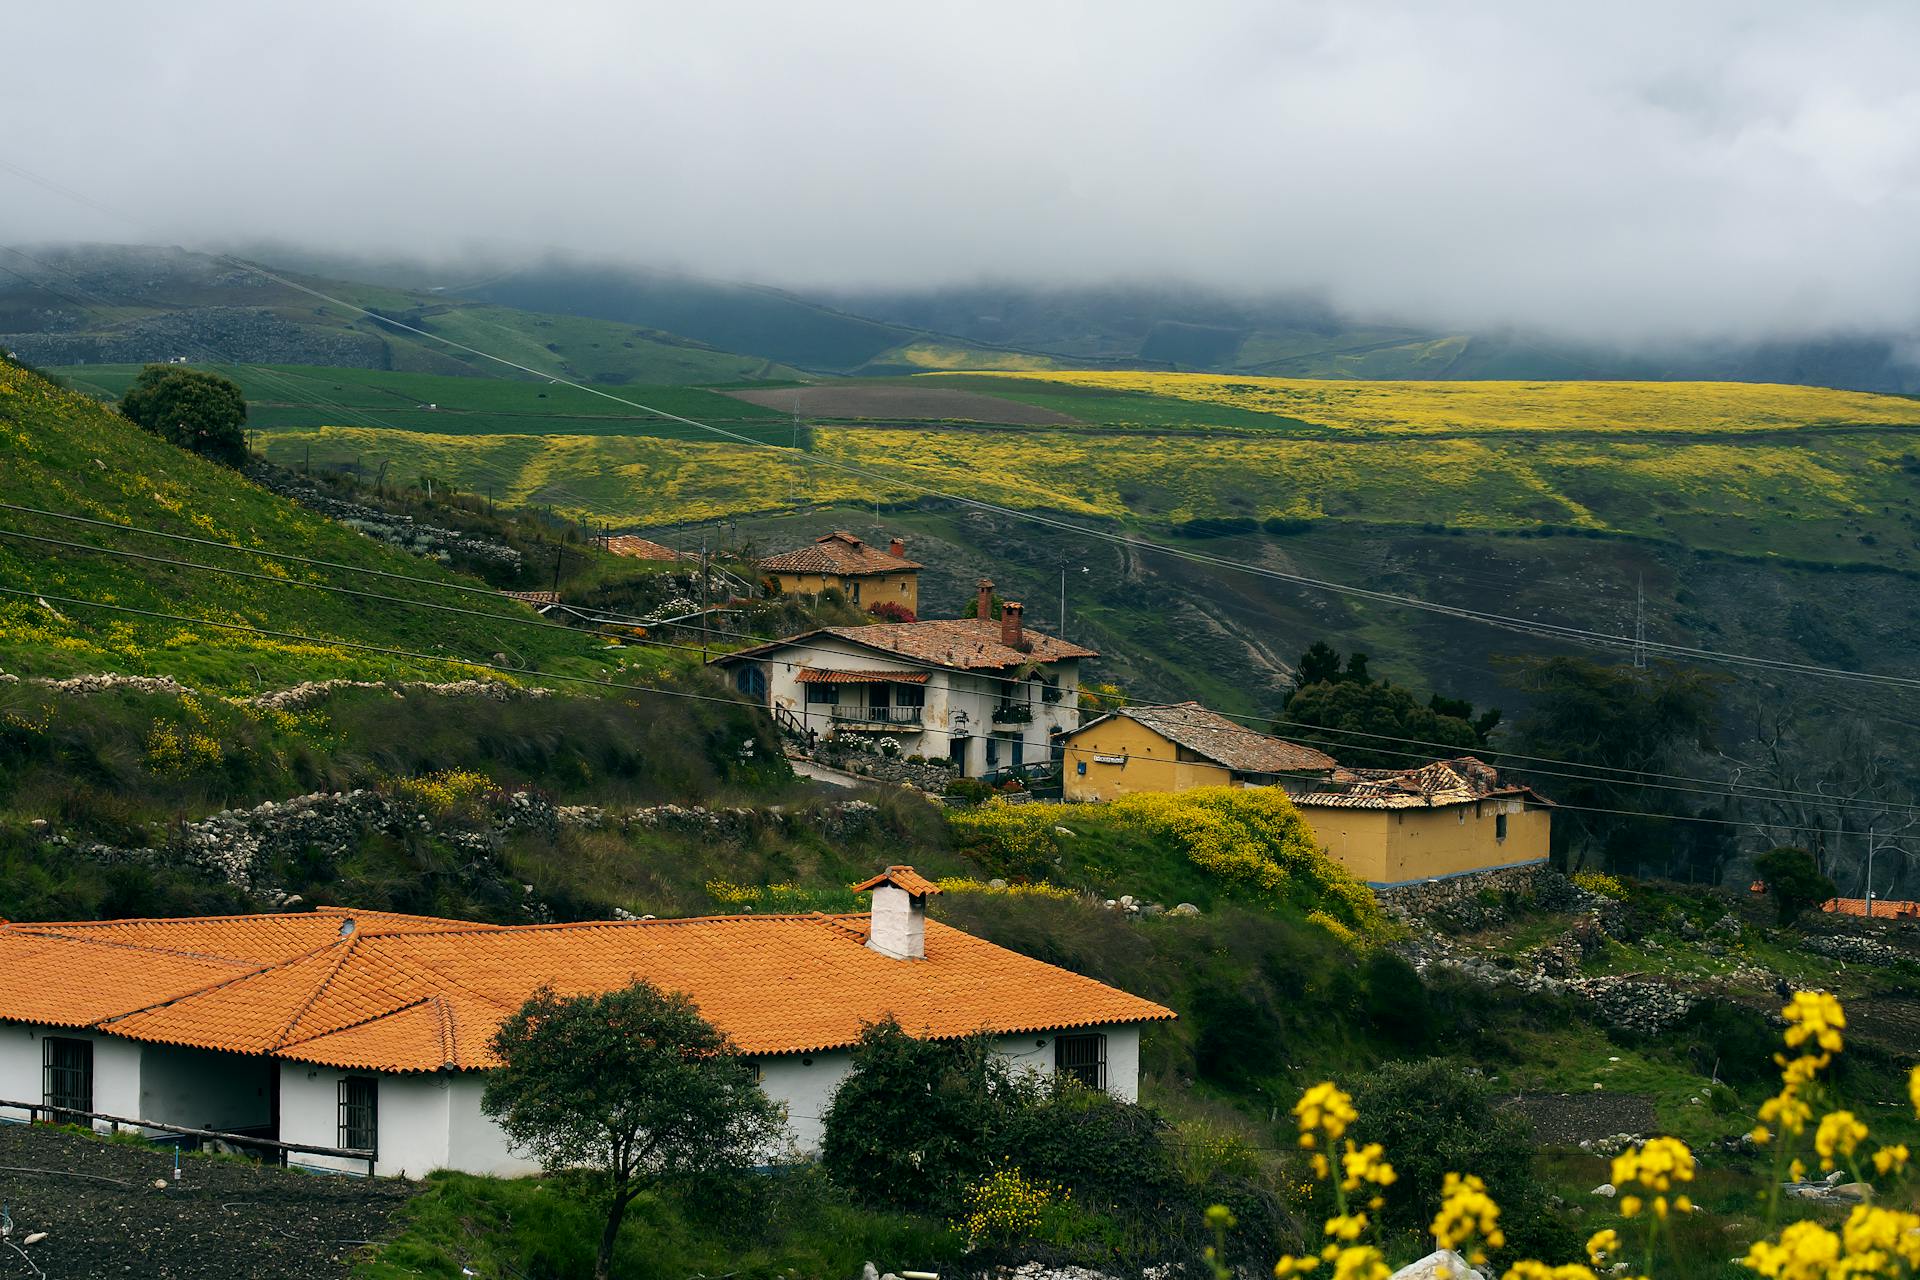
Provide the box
[248,465,525,569]
[1802,932,1908,967]
[1376,864,1596,933]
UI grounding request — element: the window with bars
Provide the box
[43,1037,93,1120]
[338,1076,378,1154]
[1054,1032,1107,1091]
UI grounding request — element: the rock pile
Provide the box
[1802,933,1907,967]
[249,464,525,568]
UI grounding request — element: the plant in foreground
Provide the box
[1200,990,1918,1280]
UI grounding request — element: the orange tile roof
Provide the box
[762,531,922,576]
[1822,897,1920,919]
[851,866,944,896]
[0,908,1171,1073]
[795,667,931,685]
[719,619,1096,673]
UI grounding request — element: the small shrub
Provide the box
[1572,868,1629,899]
[943,777,993,804]
[954,1165,1069,1247]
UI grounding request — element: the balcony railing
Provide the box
[831,705,924,727]
[991,703,1034,725]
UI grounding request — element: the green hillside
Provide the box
[0,357,624,690]
[0,246,803,386]
[53,364,797,442]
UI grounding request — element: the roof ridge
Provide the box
[97,946,334,1029]
[267,937,364,1051]
[274,994,438,1053]
[370,942,520,1013]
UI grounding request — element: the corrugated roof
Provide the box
[794,668,930,685]
[1075,702,1336,774]
[1292,756,1550,811]
[762,532,923,576]
[0,907,1171,1073]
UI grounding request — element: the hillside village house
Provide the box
[0,873,1171,1178]
[1061,702,1338,802]
[1292,757,1554,886]
[713,579,1094,776]
[761,531,922,616]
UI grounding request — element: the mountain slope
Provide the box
[0,356,611,689]
[0,246,801,385]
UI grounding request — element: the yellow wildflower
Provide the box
[1317,1244,1389,1280]
[1501,1264,1600,1280]
[1871,1144,1909,1177]
[1619,1195,1642,1219]
[1813,1111,1868,1172]
[1341,1141,1397,1193]
[1743,1221,1842,1280]
[1611,1137,1696,1195]
[1759,1087,1814,1139]
[1431,1172,1505,1264]
[1324,1213,1369,1242]
[1782,991,1845,1057]
[1841,1204,1920,1270]
[1909,1065,1920,1117]
[1274,1259,1320,1278]
[1586,1228,1621,1266]
[1295,1082,1358,1147]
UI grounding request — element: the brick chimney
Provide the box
[1001,600,1025,649]
[888,537,906,558]
[851,866,942,960]
[976,577,994,621]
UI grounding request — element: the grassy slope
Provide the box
[0,358,622,689]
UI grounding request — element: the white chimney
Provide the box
[851,865,942,960]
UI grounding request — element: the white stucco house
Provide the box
[713,579,1096,776]
[0,872,1170,1178]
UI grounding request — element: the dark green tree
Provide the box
[483,981,783,1280]
[1293,640,1346,690]
[117,365,250,466]
[1503,657,1723,875]
[1279,679,1484,769]
[819,1017,1016,1212]
[1754,846,1838,925]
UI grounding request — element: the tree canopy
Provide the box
[483,981,783,1280]
[1754,846,1838,925]
[1277,642,1498,770]
[116,365,250,467]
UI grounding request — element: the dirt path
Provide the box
[0,1124,412,1280]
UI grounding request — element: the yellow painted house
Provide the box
[761,532,921,616]
[1061,702,1339,801]
[1292,758,1554,887]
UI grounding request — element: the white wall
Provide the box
[281,1065,451,1178]
[0,1025,141,1133]
[0,1024,40,1122]
[758,1049,851,1153]
[446,1074,539,1177]
[138,1044,273,1134]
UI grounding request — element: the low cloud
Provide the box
[6,1,1920,342]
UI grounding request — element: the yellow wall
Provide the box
[1301,800,1551,886]
[771,570,918,614]
[1062,716,1232,801]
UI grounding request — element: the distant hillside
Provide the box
[0,246,801,385]
[0,356,610,689]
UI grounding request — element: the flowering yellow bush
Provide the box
[934,876,1078,900]
[389,768,496,815]
[1209,990,1920,1280]
[955,1165,1067,1246]
[1107,788,1384,933]
[1570,870,1629,900]
[946,798,1060,872]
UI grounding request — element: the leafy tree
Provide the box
[116,365,249,466]
[1754,846,1838,925]
[819,1018,1018,1212]
[483,981,783,1280]
[1503,657,1723,875]
[1279,679,1484,769]
[1348,1059,1535,1237]
[1279,642,1498,768]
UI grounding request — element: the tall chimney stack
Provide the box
[889,537,906,558]
[852,866,942,960]
[1001,600,1025,649]
[976,577,994,622]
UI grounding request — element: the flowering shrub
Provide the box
[934,877,1077,901]
[389,768,496,817]
[946,797,1059,879]
[955,1165,1069,1247]
[1106,788,1384,934]
[1206,990,1920,1280]
[705,880,858,913]
[1571,869,1629,900]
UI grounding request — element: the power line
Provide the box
[15,511,1916,825]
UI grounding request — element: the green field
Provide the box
[0,359,634,690]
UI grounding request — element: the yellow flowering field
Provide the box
[949,370,1920,436]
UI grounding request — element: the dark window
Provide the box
[1495,812,1509,841]
[43,1037,93,1120]
[850,580,862,602]
[1054,1033,1107,1090]
[986,736,1000,767]
[734,665,767,702]
[1076,760,1087,776]
[804,682,838,705]
[894,683,925,709]
[339,1076,378,1154]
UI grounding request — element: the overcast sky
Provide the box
[7,1,1919,342]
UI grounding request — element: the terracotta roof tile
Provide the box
[850,866,944,896]
[1076,703,1336,774]
[1293,756,1550,810]
[795,667,930,685]
[0,909,1171,1074]
[762,532,922,576]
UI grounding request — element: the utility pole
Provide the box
[1060,562,1068,637]
[551,544,567,596]
[1633,576,1647,669]
[1866,825,1876,918]
[699,532,710,663]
